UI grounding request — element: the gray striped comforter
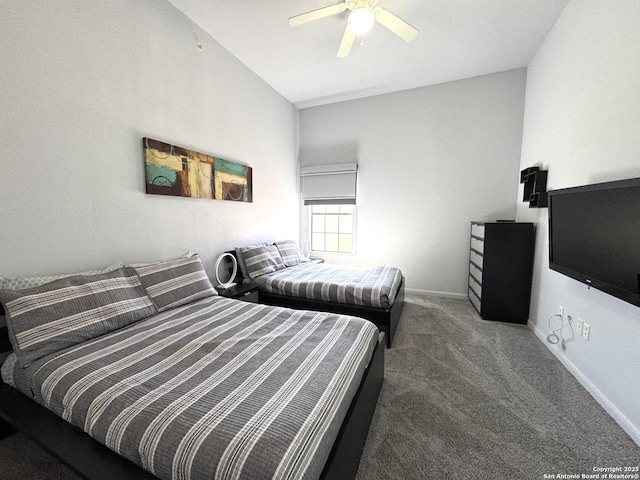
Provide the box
[1,296,379,480]
[253,263,403,309]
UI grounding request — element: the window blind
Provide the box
[300,162,357,205]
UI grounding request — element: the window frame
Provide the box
[308,203,356,255]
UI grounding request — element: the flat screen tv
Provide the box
[548,177,640,308]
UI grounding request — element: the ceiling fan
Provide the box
[289,0,419,58]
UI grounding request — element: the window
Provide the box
[300,162,357,254]
[311,204,355,253]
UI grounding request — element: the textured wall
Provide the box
[300,70,526,295]
[517,0,640,444]
[0,0,299,278]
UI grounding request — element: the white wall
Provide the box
[300,70,526,295]
[517,0,640,443]
[0,0,299,278]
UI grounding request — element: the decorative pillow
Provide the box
[275,240,307,267]
[0,263,125,290]
[235,243,270,284]
[0,263,125,347]
[134,254,216,312]
[240,245,286,280]
[0,268,158,368]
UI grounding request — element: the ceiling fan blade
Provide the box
[337,24,356,58]
[289,3,347,27]
[374,7,419,42]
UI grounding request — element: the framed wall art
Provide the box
[143,137,253,203]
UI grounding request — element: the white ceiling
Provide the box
[167,0,569,108]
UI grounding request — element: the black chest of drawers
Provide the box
[468,221,535,324]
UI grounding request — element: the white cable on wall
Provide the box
[546,312,573,350]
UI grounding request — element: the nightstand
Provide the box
[215,282,259,303]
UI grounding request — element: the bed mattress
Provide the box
[253,263,403,309]
[1,296,378,480]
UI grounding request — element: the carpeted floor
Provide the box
[355,294,639,480]
[0,431,82,480]
[1,294,638,479]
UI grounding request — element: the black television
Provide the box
[548,177,640,308]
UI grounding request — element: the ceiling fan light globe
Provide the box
[348,7,375,35]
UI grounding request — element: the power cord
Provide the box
[546,312,574,350]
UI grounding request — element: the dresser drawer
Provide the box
[469,250,484,269]
[470,237,484,253]
[469,263,483,284]
[468,287,481,313]
[469,274,482,299]
[471,223,485,239]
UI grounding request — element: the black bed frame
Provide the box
[0,327,385,480]
[260,280,404,348]
[226,252,405,348]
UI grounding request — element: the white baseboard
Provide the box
[529,320,640,447]
[405,288,467,299]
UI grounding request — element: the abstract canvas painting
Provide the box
[143,137,252,202]
[213,157,253,202]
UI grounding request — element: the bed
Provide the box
[234,241,405,348]
[0,254,384,480]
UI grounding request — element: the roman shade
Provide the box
[300,163,357,205]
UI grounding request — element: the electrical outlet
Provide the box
[582,322,591,341]
[575,318,584,336]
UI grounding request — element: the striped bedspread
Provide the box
[2,296,379,480]
[253,263,403,309]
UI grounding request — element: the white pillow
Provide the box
[0,262,124,290]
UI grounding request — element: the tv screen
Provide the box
[548,177,640,307]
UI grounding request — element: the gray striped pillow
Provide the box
[0,263,125,319]
[275,240,307,267]
[0,268,157,367]
[134,254,216,312]
[240,245,286,279]
[235,243,269,284]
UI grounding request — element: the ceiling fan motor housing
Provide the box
[349,6,376,35]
